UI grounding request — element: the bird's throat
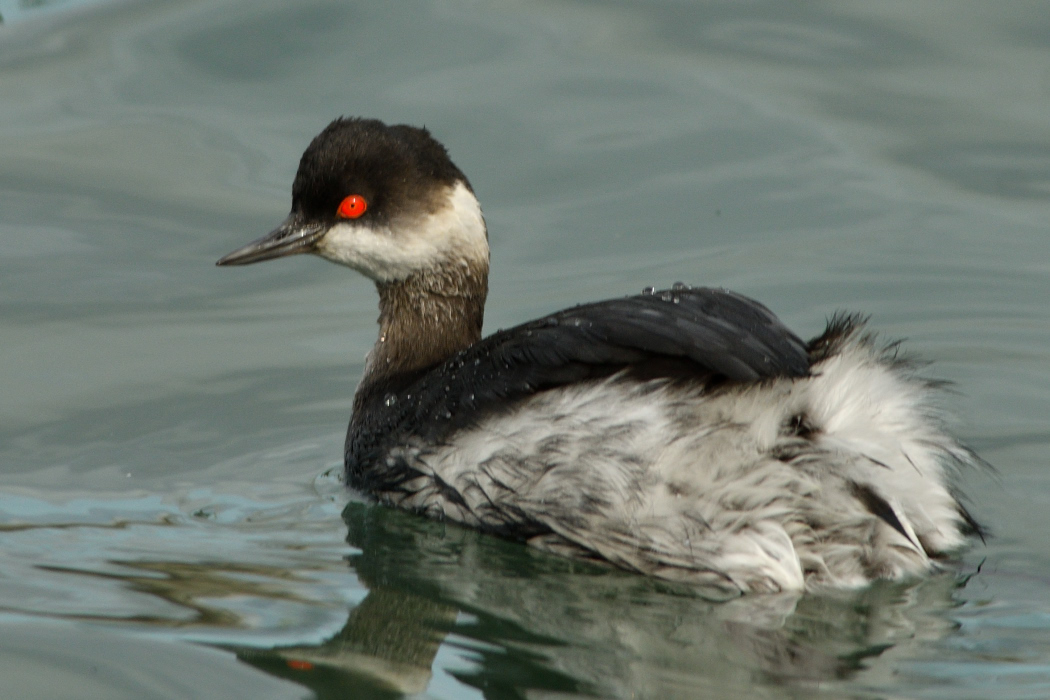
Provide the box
[363,260,488,386]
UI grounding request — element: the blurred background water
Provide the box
[1,0,1049,697]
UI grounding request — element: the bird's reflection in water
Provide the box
[236,501,970,698]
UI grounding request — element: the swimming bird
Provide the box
[217,117,981,594]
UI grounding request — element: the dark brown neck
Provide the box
[362,260,488,388]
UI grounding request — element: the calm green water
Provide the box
[1,1,1049,697]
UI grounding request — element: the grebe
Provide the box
[218,118,981,594]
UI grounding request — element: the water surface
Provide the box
[1,1,1049,697]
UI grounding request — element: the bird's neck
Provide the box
[362,260,488,387]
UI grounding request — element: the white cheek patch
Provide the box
[317,221,431,281]
[315,181,488,282]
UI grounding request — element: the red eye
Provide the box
[337,194,367,219]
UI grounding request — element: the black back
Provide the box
[345,286,809,489]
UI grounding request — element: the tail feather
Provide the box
[804,316,982,570]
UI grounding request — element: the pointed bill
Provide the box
[216,213,326,266]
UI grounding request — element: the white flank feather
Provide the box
[379,327,976,595]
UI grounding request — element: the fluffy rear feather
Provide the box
[374,316,979,595]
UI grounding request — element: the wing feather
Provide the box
[347,287,808,484]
